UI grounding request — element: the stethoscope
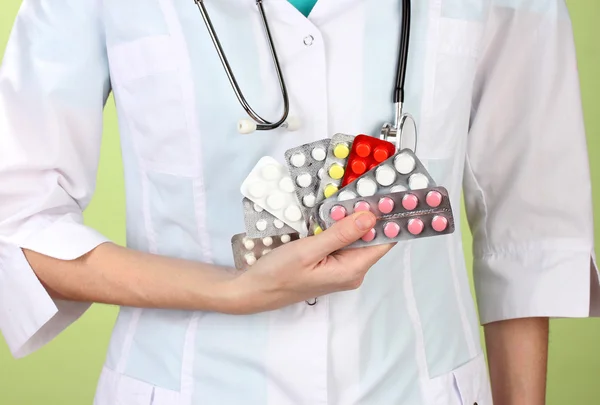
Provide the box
[195,0,416,307]
[194,0,418,153]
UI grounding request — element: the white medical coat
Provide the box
[0,0,598,404]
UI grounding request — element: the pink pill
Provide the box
[361,228,377,242]
[384,222,400,238]
[431,215,448,232]
[378,197,395,214]
[330,205,347,221]
[402,194,419,211]
[407,218,424,235]
[354,201,371,212]
[426,191,443,208]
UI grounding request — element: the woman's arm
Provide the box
[23,212,389,316]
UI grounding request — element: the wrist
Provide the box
[213,272,256,315]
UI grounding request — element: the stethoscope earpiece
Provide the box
[237,116,301,134]
[238,119,258,135]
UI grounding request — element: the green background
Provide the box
[1,1,598,403]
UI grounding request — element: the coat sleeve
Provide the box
[0,0,111,357]
[463,0,599,325]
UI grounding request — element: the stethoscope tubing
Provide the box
[194,0,290,131]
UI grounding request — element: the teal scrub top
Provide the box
[288,0,318,16]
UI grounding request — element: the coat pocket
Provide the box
[107,36,198,177]
[94,366,182,405]
[427,353,493,405]
[419,18,484,159]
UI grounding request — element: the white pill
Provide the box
[245,253,257,266]
[273,219,284,229]
[243,239,255,250]
[303,193,316,208]
[390,185,408,193]
[394,153,416,174]
[375,165,397,186]
[290,153,306,168]
[267,192,285,210]
[356,178,378,197]
[253,203,264,213]
[281,234,291,243]
[284,205,302,222]
[261,164,281,180]
[279,176,295,193]
[317,168,325,179]
[408,173,429,190]
[262,249,272,256]
[296,173,312,188]
[311,147,327,161]
[262,237,273,247]
[256,220,267,231]
[249,182,266,198]
[338,190,357,201]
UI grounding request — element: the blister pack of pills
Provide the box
[284,138,331,222]
[314,186,455,248]
[231,232,300,270]
[240,156,307,235]
[314,133,356,202]
[341,135,396,187]
[323,148,436,203]
[242,198,296,238]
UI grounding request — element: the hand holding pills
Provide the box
[228,212,395,314]
[232,133,456,270]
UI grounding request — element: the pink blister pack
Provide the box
[231,232,300,270]
[315,186,456,248]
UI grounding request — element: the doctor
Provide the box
[0,0,597,404]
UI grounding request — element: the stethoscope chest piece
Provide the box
[380,112,418,153]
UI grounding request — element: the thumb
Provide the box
[307,211,377,258]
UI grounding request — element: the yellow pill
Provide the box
[324,184,339,198]
[333,143,350,159]
[314,226,323,235]
[328,164,345,180]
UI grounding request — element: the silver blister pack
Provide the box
[315,186,455,249]
[231,232,300,270]
[284,138,332,222]
[314,133,356,204]
[320,148,436,204]
[242,198,297,238]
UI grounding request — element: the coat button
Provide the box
[303,35,314,46]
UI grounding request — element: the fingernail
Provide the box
[355,213,375,231]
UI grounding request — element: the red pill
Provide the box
[378,197,395,214]
[431,215,448,232]
[354,201,371,212]
[351,159,368,175]
[384,222,400,238]
[345,175,358,185]
[361,228,377,242]
[373,146,390,162]
[330,205,347,221]
[356,142,371,158]
[408,218,424,235]
[402,194,419,211]
[426,191,443,208]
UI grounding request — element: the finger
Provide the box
[304,211,377,259]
